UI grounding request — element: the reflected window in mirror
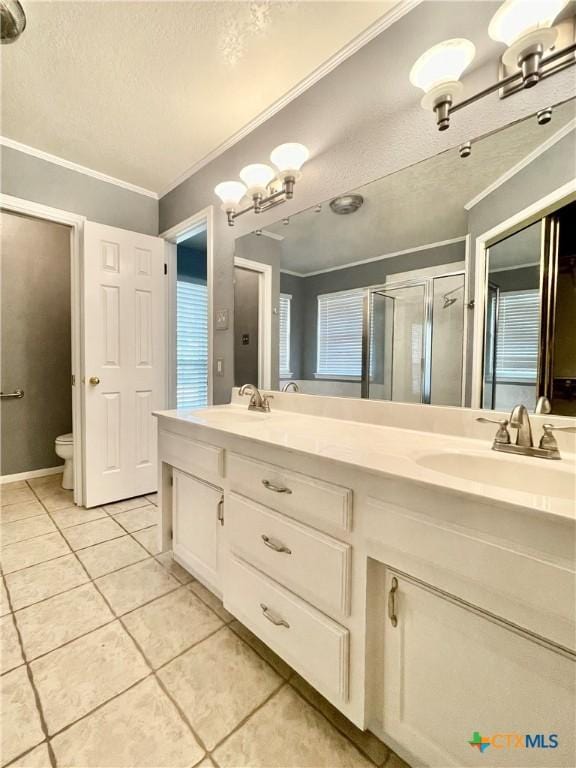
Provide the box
[279,293,292,379]
[316,289,364,381]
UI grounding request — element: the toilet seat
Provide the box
[55,433,73,445]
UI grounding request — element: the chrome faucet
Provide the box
[239,383,273,413]
[281,381,300,393]
[510,403,533,448]
[477,402,576,460]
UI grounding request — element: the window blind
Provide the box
[279,293,292,377]
[495,289,540,382]
[316,289,364,377]
[176,280,208,409]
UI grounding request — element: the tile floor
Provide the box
[1,473,410,768]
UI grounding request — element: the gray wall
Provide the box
[1,146,158,235]
[465,129,576,404]
[281,240,465,380]
[159,0,575,403]
[1,211,72,474]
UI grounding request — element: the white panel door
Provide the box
[83,222,164,507]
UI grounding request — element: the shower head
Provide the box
[442,284,463,308]
[1,0,26,43]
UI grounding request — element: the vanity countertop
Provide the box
[154,404,576,521]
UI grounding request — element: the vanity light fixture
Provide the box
[214,142,309,226]
[410,0,575,131]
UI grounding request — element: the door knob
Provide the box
[89,376,100,386]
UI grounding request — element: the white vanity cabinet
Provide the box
[155,407,576,768]
[379,570,575,768]
[172,469,223,592]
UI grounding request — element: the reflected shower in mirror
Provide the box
[233,98,575,412]
[483,200,576,415]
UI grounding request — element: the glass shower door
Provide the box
[365,282,429,403]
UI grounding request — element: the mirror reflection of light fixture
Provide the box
[410,0,575,131]
[214,142,309,226]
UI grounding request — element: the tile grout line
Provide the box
[0,567,58,768]
[26,482,212,763]
[4,549,146,612]
[13,478,391,767]
[287,682,384,766]
[11,484,286,763]
[206,680,288,759]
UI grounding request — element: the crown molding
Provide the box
[159,0,423,199]
[464,118,576,211]
[280,236,467,278]
[0,136,158,200]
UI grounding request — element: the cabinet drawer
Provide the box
[227,493,351,617]
[224,556,349,702]
[159,429,223,483]
[226,453,352,532]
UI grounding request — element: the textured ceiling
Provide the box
[0,0,399,192]
[263,101,576,274]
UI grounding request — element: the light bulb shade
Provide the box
[239,163,276,194]
[488,0,569,46]
[409,38,476,94]
[270,143,309,175]
[214,181,247,208]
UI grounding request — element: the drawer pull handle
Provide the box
[261,535,292,555]
[260,603,290,628]
[388,576,399,628]
[262,479,292,494]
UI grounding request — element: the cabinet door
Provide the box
[172,470,222,591]
[381,571,575,768]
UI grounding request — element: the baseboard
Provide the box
[0,465,64,484]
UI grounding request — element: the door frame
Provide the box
[0,194,85,503]
[470,178,576,408]
[160,207,215,408]
[233,256,272,390]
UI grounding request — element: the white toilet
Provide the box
[55,433,74,490]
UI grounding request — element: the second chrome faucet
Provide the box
[477,400,576,460]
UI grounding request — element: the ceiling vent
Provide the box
[329,194,364,215]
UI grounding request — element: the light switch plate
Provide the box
[215,309,229,330]
[216,358,224,376]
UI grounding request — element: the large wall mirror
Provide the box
[233,98,575,414]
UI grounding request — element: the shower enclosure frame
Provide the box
[361,271,465,404]
[470,177,576,409]
[0,193,84,503]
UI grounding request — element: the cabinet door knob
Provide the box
[260,603,290,628]
[261,534,292,555]
[388,576,399,628]
[89,376,100,386]
[262,479,292,494]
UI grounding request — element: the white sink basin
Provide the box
[417,451,576,501]
[186,407,271,425]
